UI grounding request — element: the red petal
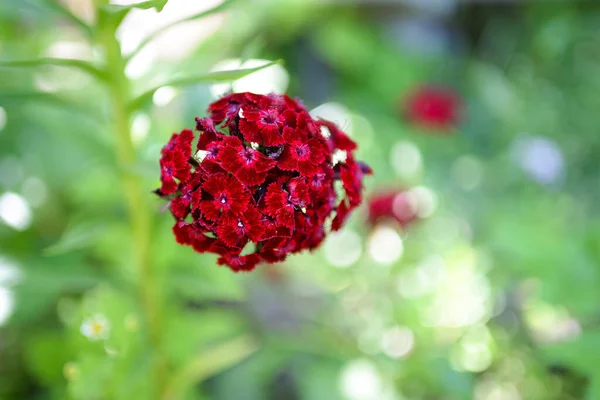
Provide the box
[277,145,298,171]
[173,221,193,245]
[281,109,298,128]
[217,216,246,248]
[195,117,217,135]
[178,129,195,151]
[282,126,304,143]
[265,183,287,216]
[239,119,262,142]
[242,207,263,242]
[261,125,285,146]
[288,177,309,207]
[340,159,363,206]
[306,138,327,164]
[170,196,191,220]
[160,177,178,195]
[219,140,276,186]
[319,119,357,151]
[199,200,222,221]
[297,160,319,176]
[331,199,352,231]
[202,173,228,197]
[217,253,261,272]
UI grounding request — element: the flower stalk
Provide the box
[97,6,167,398]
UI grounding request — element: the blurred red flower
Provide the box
[367,190,418,228]
[156,92,371,272]
[404,85,462,131]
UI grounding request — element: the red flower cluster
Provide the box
[156,92,371,272]
[404,85,462,131]
[367,190,418,229]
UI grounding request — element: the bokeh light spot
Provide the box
[390,141,422,179]
[340,359,383,400]
[452,155,483,190]
[210,59,289,98]
[0,192,32,231]
[381,325,414,359]
[0,288,14,326]
[153,86,177,106]
[131,113,151,144]
[368,225,403,265]
[324,229,362,268]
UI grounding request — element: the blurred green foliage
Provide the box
[1,1,600,400]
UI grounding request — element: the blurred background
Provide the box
[1,0,600,399]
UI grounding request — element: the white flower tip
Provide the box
[80,314,111,341]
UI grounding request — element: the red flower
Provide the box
[159,129,195,195]
[217,252,262,272]
[239,107,290,145]
[170,171,202,219]
[264,177,309,229]
[156,92,371,272]
[217,207,262,247]
[195,173,250,221]
[278,127,327,176]
[404,85,461,130]
[367,190,418,228]
[219,136,277,186]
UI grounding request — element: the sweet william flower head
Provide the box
[404,85,462,131]
[156,92,371,272]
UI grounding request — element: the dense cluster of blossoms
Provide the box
[404,85,462,131]
[156,92,371,272]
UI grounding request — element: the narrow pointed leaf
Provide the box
[0,58,107,81]
[129,60,282,110]
[125,0,236,61]
[44,221,108,256]
[163,335,258,400]
[0,92,103,123]
[102,0,168,13]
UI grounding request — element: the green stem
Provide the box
[97,9,167,399]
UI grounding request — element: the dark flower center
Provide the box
[227,103,240,115]
[295,144,309,158]
[242,148,256,164]
[260,109,280,125]
[312,173,325,188]
[208,146,219,158]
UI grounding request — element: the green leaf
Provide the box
[0,58,107,82]
[34,0,93,37]
[586,374,600,400]
[0,92,104,123]
[125,0,236,60]
[163,335,258,400]
[102,0,169,13]
[24,331,71,386]
[129,59,283,111]
[542,330,600,374]
[44,221,108,256]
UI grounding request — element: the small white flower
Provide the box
[80,314,110,341]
